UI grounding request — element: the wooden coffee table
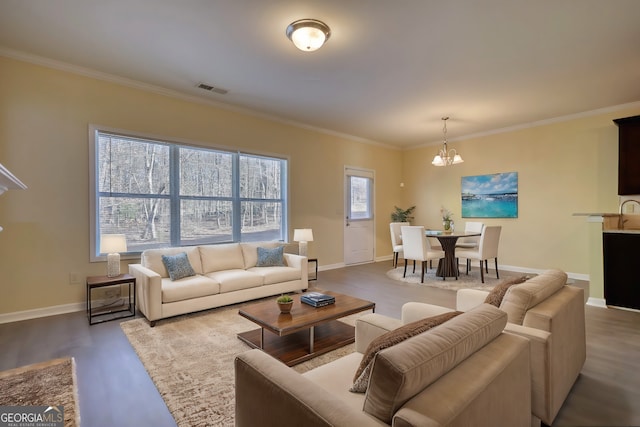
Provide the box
[237,290,375,366]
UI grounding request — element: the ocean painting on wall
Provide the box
[461,172,518,218]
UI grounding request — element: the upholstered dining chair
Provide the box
[456,221,484,273]
[455,221,484,249]
[400,226,445,283]
[389,222,409,268]
[456,225,502,283]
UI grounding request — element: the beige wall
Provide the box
[0,56,403,314]
[2,54,638,315]
[402,107,640,299]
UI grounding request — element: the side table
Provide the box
[308,258,318,281]
[86,273,136,325]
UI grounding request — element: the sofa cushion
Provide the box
[484,275,528,307]
[142,246,203,278]
[256,246,286,267]
[161,252,196,281]
[199,243,245,273]
[161,275,220,303]
[363,304,507,424]
[499,269,567,325]
[247,266,301,285]
[241,242,282,269]
[206,269,263,293]
[351,311,462,393]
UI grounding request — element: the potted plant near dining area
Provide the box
[391,206,416,223]
[441,206,454,232]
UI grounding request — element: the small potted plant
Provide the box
[276,294,294,314]
[441,206,454,232]
[391,206,416,223]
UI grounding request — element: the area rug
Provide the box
[386,265,502,290]
[120,305,367,427]
[0,357,80,427]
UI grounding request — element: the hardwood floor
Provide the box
[0,261,639,426]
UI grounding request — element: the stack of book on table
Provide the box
[301,292,335,307]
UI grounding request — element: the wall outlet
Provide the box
[69,272,82,285]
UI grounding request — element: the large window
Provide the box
[90,127,288,259]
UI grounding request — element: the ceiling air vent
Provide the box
[197,83,228,95]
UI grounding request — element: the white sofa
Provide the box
[129,242,308,326]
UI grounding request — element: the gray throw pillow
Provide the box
[256,246,285,267]
[161,252,196,280]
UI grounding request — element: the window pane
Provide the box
[99,197,170,252]
[350,176,372,219]
[181,200,233,245]
[180,147,232,197]
[98,135,169,195]
[241,201,282,241]
[93,129,288,257]
[240,155,282,199]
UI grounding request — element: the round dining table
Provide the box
[426,230,481,279]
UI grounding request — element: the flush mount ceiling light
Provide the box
[432,117,464,167]
[286,19,331,52]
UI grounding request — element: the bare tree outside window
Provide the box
[94,131,287,256]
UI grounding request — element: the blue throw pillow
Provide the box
[256,246,285,267]
[162,252,196,280]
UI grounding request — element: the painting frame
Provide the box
[461,172,518,218]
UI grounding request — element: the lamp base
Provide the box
[106,253,121,277]
[298,241,308,257]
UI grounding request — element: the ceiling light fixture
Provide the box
[286,19,331,52]
[432,117,464,167]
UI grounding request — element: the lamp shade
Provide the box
[293,228,314,242]
[100,234,127,254]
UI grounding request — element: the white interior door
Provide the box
[344,167,375,265]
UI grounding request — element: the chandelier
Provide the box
[431,117,464,167]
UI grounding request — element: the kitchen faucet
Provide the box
[619,199,640,214]
[618,199,640,229]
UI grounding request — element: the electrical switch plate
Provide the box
[69,272,82,285]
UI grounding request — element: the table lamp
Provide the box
[100,234,127,277]
[293,228,314,257]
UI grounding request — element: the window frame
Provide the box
[89,125,289,262]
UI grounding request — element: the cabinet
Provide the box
[613,115,640,195]
[602,232,640,310]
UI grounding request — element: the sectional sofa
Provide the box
[400,269,586,426]
[235,303,533,426]
[129,241,308,326]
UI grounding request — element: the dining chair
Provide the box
[389,222,409,268]
[456,225,502,283]
[455,221,484,273]
[400,226,445,283]
[455,221,484,249]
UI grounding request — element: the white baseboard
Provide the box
[0,302,85,324]
[587,297,607,308]
[0,297,130,325]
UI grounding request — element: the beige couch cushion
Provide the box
[199,243,245,273]
[363,304,507,424]
[142,246,204,278]
[206,269,263,292]
[500,269,567,325]
[240,242,283,269]
[247,266,301,285]
[351,311,462,393]
[161,275,220,303]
